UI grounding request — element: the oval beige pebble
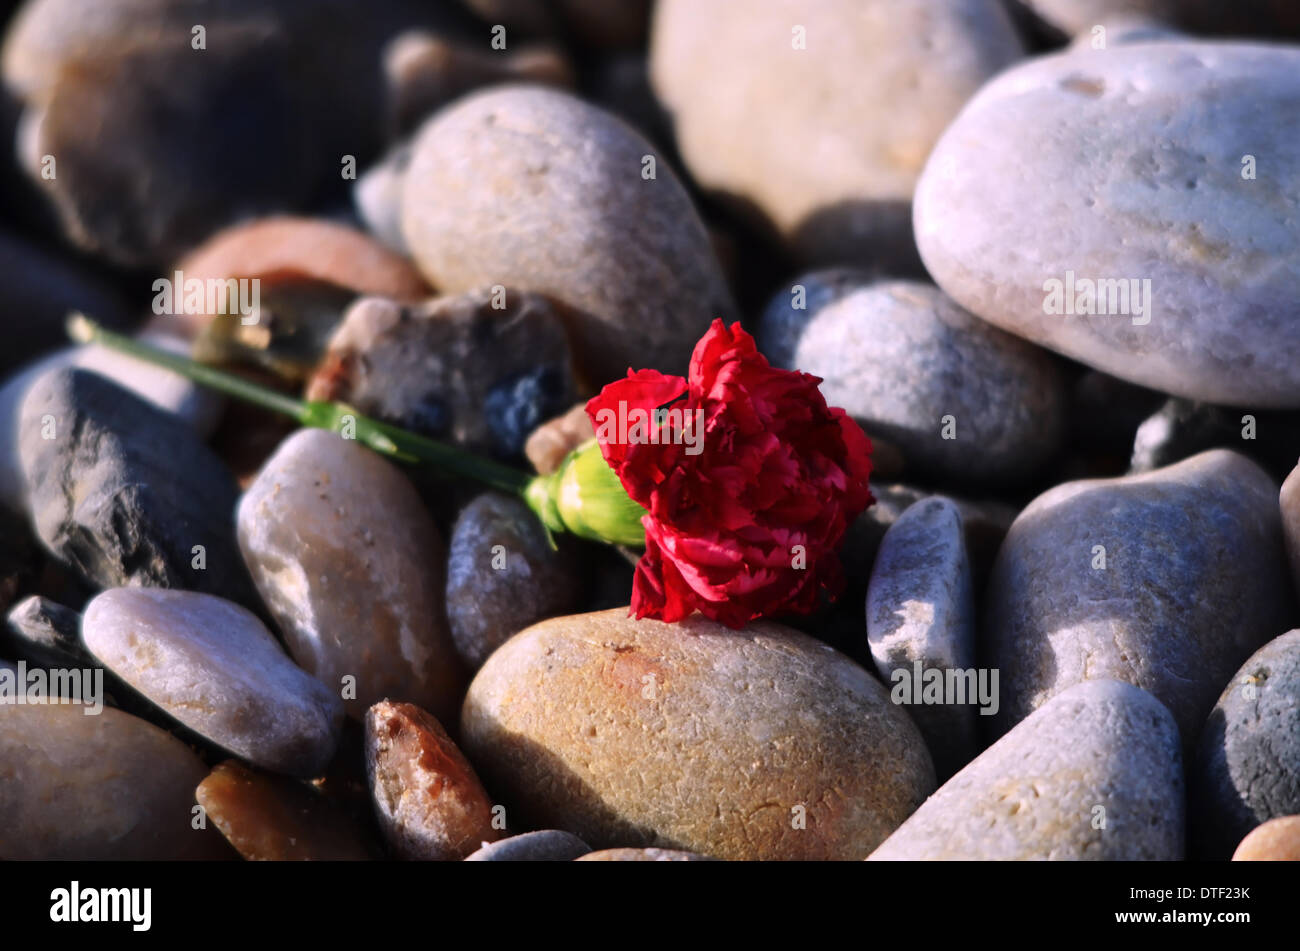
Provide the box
[237,429,465,722]
[461,609,936,861]
[650,0,1022,272]
[914,42,1300,407]
[0,702,228,860]
[401,85,734,381]
[83,587,344,777]
[576,848,714,861]
[196,759,378,861]
[1232,816,1300,861]
[365,700,501,861]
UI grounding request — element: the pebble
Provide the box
[384,29,574,135]
[915,42,1300,407]
[305,290,577,459]
[401,86,735,381]
[0,702,228,860]
[0,336,223,513]
[650,0,1022,271]
[3,595,85,669]
[355,145,413,254]
[461,609,935,860]
[1232,816,1300,861]
[1192,631,1300,859]
[445,493,583,671]
[754,268,878,370]
[524,402,594,475]
[18,368,257,606]
[1014,0,1300,36]
[843,483,1018,597]
[83,588,344,777]
[576,848,714,861]
[1130,398,1300,482]
[237,428,465,722]
[869,681,1185,860]
[866,498,978,780]
[0,228,131,376]
[173,216,431,381]
[365,700,502,861]
[1284,462,1300,595]
[985,450,1294,746]
[790,281,1067,482]
[1,0,464,265]
[463,829,592,862]
[195,759,377,861]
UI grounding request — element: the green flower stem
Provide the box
[67,312,532,495]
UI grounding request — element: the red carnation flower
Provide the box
[586,319,874,628]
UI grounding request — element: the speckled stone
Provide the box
[986,450,1294,747]
[196,759,377,861]
[237,429,464,722]
[365,700,501,861]
[1232,816,1300,861]
[401,86,734,381]
[915,42,1300,407]
[866,498,978,779]
[1193,631,1300,859]
[0,702,228,860]
[651,0,1022,271]
[754,268,877,370]
[790,281,1067,482]
[18,368,256,607]
[83,588,343,777]
[576,848,714,861]
[462,609,935,860]
[445,493,582,671]
[464,829,592,862]
[870,681,1184,860]
[305,290,577,459]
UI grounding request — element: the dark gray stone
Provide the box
[1193,630,1300,859]
[869,680,1184,860]
[1131,397,1300,483]
[18,368,257,607]
[446,493,583,670]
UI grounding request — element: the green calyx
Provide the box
[524,440,647,548]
